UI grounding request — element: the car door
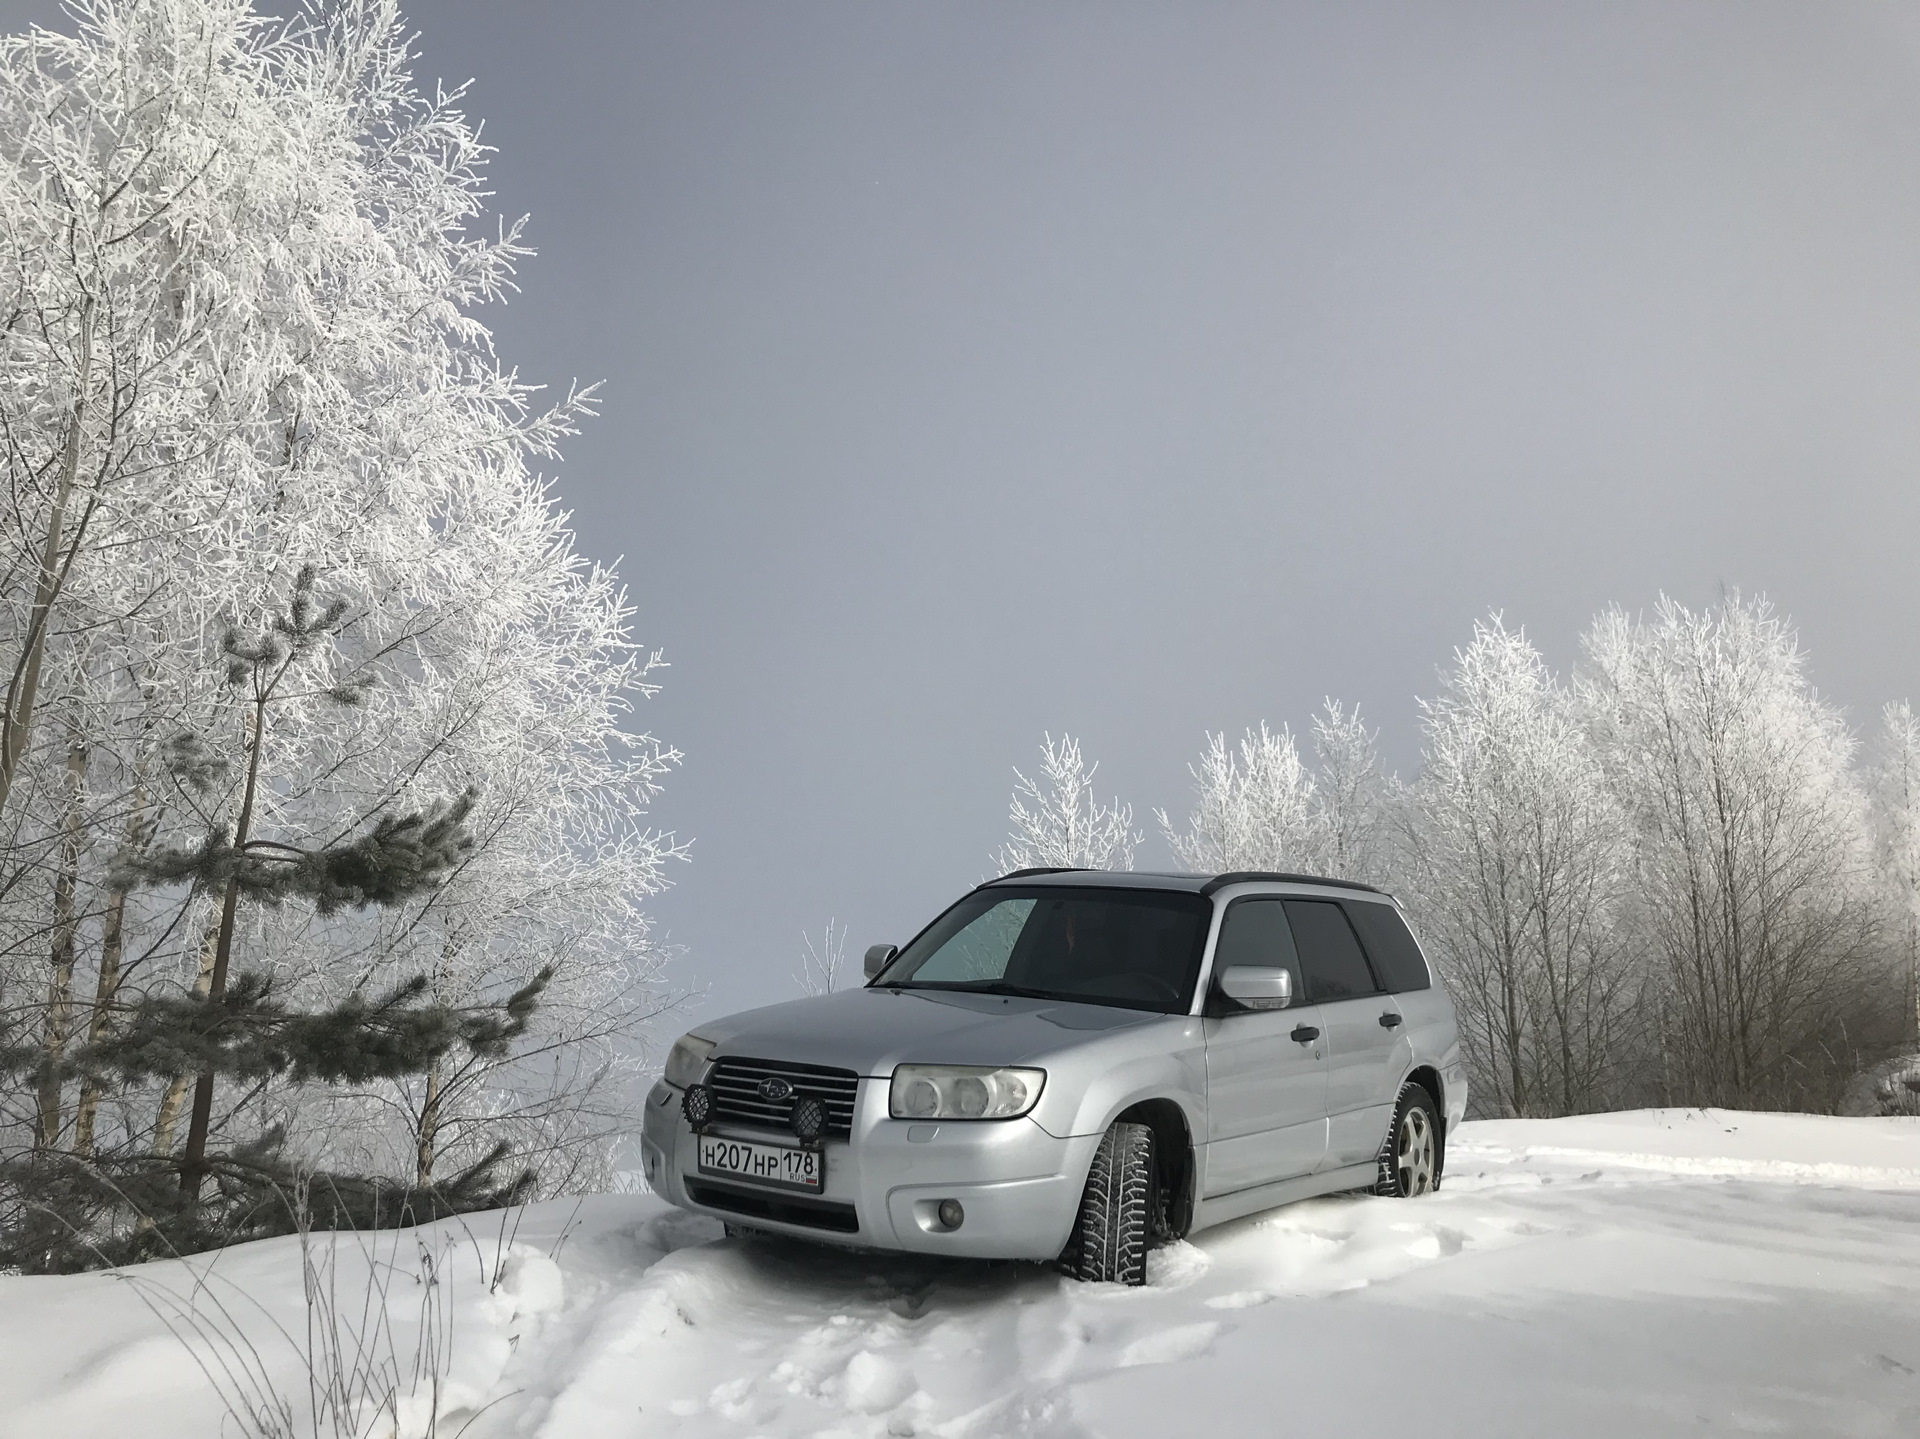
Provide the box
[1282,899,1401,1171]
[1343,897,1435,1101]
[1201,897,1328,1195]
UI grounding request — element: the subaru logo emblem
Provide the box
[758,1077,794,1102]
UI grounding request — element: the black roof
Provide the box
[978,868,1388,898]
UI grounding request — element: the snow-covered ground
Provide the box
[3,1109,1918,1439]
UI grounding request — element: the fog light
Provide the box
[791,1095,827,1144]
[936,1198,964,1230]
[682,1082,713,1131]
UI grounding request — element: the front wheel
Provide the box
[1375,1083,1441,1197]
[1061,1121,1155,1286]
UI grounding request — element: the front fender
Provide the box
[1029,1038,1207,1143]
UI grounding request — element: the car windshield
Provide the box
[875,886,1211,1013]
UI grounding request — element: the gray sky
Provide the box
[14,1,1920,1023]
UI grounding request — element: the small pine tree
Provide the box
[0,568,551,1273]
[0,965,548,1272]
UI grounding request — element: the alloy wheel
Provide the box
[1396,1105,1436,1195]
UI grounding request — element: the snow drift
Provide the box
[2,1109,1917,1439]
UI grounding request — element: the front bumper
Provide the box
[640,1078,1099,1261]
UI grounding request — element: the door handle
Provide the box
[1290,1025,1320,1043]
[1379,1012,1402,1029]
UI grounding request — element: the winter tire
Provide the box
[1062,1120,1155,1286]
[1375,1083,1441,1197]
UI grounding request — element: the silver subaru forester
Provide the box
[641,868,1466,1284]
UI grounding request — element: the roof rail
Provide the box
[1199,870,1386,897]
[982,866,1090,884]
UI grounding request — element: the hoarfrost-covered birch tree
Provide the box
[1309,699,1396,885]
[1406,617,1631,1117]
[1158,704,1395,881]
[1873,699,1920,1016]
[1158,723,1317,873]
[996,733,1139,873]
[1864,702,1920,1111]
[1581,594,1885,1111]
[0,0,682,1263]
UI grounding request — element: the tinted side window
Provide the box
[1283,899,1379,1002]
[1210,899,1302,999]
[1343,901,1432,993]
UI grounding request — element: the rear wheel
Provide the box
[1375,1083,1441,1197]
[1062,1121,1155,1286]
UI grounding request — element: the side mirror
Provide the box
[1218,965,1291,1011]
[864,944,898,980]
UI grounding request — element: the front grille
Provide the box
[707,1056,860,1139]
[686,1180,861,1234]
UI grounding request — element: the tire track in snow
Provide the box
[490,1189,1533,1439]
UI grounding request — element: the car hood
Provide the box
[694,986,1167,1075]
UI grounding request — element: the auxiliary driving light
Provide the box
[791,1095,828,1145]
[936,1198,964,1230]
[682,1082,713,1131]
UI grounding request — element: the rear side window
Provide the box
[1211,898,1302,999]
[1282,899,1379,1002]
[1343,901,1432,993]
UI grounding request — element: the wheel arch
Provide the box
[1402,1062,1447,1176]
[1404,1062,1444,1115]
[1111,1096,1196,1239]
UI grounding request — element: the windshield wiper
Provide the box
[975,981,1058,1001]
[897,979,1061,1001]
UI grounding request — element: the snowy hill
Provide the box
[3,1109,1918,1439]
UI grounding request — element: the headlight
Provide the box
[664,1034,715,1089]
[889,1064,1045,1120]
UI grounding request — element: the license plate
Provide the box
[697,1133,823,1192]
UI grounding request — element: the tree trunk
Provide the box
[0,298,93,820]
[414,929,462,1186]
[175,881,240,1195]
[70,880,127,1158]
[1909,913,1919,1054]
[179,705,266,1201]
[74,780,145,1156]
[153,922,220,1158]
[416,1055,442,1188]
[33,741,87,1149]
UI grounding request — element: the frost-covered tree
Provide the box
[996,733,1138,873]
[124,566,497,1202]
[1158,705,1396,882]
[0,0,302,1160]
[1582,594,1888,1111]
[1406,617,1632,1117]
[0,941,550,1272]
[1158,723,1317,873]
[1308,699,1397,885]
[796,919,846,997]
[0,0,681,1253]
[1867,703,1920,1095]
